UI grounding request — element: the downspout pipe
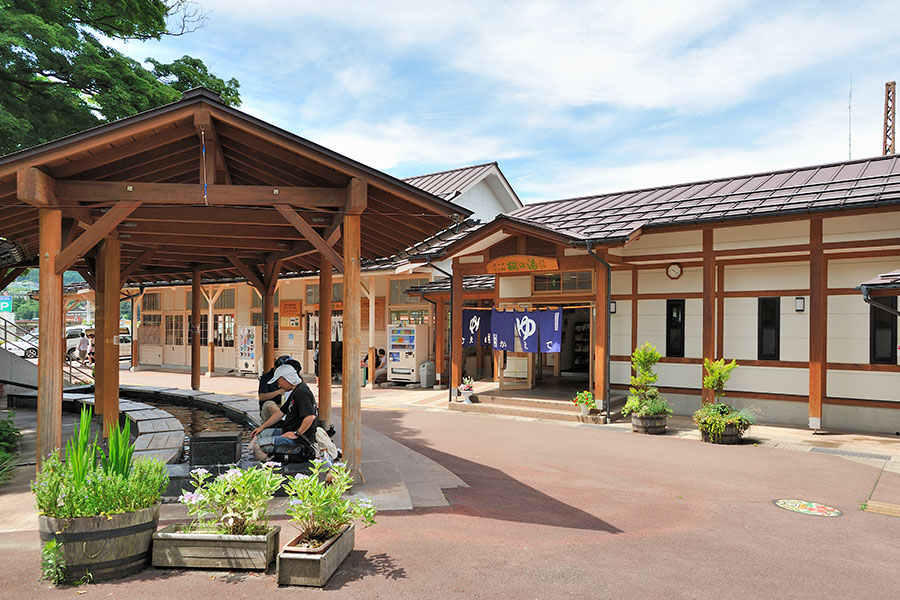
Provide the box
[861,285,900,318]
[585,242,612,424]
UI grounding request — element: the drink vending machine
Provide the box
[387,323,430,383]
[238,325,261,374]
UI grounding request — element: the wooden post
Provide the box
[434,298,445,385]
[318,257,333,427]
[808,218,826,429]
[37,208,63,467]
[99,238,120,436]
[206,287,216,376]
[342,177,365,481]
[594,261,608,412]
[451,262,463,397]
[263,288,275,372]
[191,270,202,390]
[368,276,376,390]
[701,229,716,404]
[130,294,139,371]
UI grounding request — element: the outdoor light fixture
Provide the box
[795,297,805,312]
[609,300,617,314]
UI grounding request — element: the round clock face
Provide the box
[666,263,682,280]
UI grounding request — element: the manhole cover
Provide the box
[772,498,842,516]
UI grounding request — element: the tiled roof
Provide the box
[510,154,900,242]
[403,163,497,200]
[408,275,496,295]
[859,269,900,289]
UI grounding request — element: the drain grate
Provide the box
[809,447,892,461]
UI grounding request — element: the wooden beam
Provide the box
[594,260,608,414]
[126,205,330,225]
[264,259,283,295]
[55,181,346,207]
[342,212,362,482]
[0,267,25,292]
[97,238,121,435]
[451,260,463,396]
[37,209,63,468]
[276,205,344,271]
[194,109,232,185]
[76,267,96,290]
[435,298,445,383]
[318,257,333,427]
[55,200,141,274]
[324,215,343,246]
[263,288,275,372]
[191,269,202,390]
[809,218,826,429]
[226,254,265,292]
[17,167,57,207]
[346,177,367,214]
[120,248,158,280]
[702,229,716,403]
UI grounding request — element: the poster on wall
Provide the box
[279,300,302,329]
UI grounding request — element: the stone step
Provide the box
[472,393,583,412]
[449,401,607,424]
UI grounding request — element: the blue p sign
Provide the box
[0,296,11,312]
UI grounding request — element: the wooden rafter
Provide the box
[55,200,141,274]
[194,109,232,184]
[0,267,25,292]
[275,205,344,271]
[226,254,265,292]
[120,248,158,280]
[17,167,57,207]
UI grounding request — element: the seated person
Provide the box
[250,363,318,461]
[374,348,388,383]
[257,355,303,422]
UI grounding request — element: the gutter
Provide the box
[584,242,612,424]
[861,285,900,318]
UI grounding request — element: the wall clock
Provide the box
[666,263,682,280]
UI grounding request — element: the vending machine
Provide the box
[237,326,261,374]
[387,323,430,383]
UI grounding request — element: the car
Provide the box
[2,333,39,359]
[65,326,132,362]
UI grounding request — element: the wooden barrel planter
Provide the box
[631,414,667,435]
[701,425,742,445]
[38,504,159,583]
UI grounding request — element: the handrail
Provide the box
[0,319,94,384]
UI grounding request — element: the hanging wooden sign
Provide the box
[485,255,559,274]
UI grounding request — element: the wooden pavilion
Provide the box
[0,88,471,478]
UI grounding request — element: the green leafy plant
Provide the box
[40,538,66,585]
[703,358,739,401]
[573,390,596,409]
[0,451,17,485]
[622,342,672,417]
[0,411,21,454]
[692,401,756,442]
[100,418,134,479]
[179,463,285,536]
[283,460,377,547]
[32,407,169,518]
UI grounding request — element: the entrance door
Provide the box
[214,313,235,370]
[162,314,185,365]
[498,303,533,390]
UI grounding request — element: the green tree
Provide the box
[12,296,38,320]
[0,1,240,156]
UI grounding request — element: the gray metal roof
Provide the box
[403,163,498,200]
[510,154,900,242]
[858,269,900,290]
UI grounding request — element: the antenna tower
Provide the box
[884,81,896,155]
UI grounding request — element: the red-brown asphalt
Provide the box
[2,407,897,599]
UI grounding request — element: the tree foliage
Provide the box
[0,0,240,156]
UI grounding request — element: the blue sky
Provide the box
[111,0,899,203]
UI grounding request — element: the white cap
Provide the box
[268,364,301,385]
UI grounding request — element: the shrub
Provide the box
[622,342,672,417]
[703,358,738,401]
[692,402,756,442]
[0,411,21,454]
[572,390,595,409]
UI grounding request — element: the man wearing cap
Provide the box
[257,355,302,422]
[250,363,318,461]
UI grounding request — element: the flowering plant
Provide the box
[573,390,595,409]
[179,462,284,536]
[458,376,475,392]
[282,460,377,547]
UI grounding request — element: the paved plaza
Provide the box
[0,371,898,598]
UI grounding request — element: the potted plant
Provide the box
[693,358,755,444]
[622,342,672,434]
[277,459,377,587]
[457,376,475,403]
[32,406,169,584]
[152,462,285,570]
[573,390,595,416]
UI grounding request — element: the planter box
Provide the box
[277,525,354,587]
[631,414,667,435]
[152,524,280,570]
[38,504,159,583]
[701,424,742,445]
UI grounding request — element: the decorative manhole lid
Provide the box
[772,498,842,516]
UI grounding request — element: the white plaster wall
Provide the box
[780,297,809,361]
[611,360,631,386]
[828,371,899,403]
[635,299,700,358]
[685,298,702,357]
[456,179,508,223]
[638,266,702,295]
[610,299,632,355]
[827,295,871,363]
[823,211,900,243]
[828,257,899,288]
[727,366,808,396]
[724,263,809,291]
[498,275,531,298]
[611,270,632,295]
[714,221,808,250]
[619,230,702,256]
[822,404,900,435]
[655,362,701,388]
[723,297,808,361]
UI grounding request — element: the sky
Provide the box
[110,0,900,204]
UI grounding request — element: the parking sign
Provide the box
[0,296,11,312]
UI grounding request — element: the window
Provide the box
[142,292,161,312]
[186,291,210,310]
[870,297,898,364]
[533,271,592,293]
[214,314,234,347]
[666,299,685,358]
[390,309,430,325]
[165,314,184,346]
[187,314,209,346]
[141,313,162,345]
[251,289,280,308]
[214,288,235,309]
[390,278,428,304]
[251,312,279,348]
[758,297,780,360]
[305,283,343,305]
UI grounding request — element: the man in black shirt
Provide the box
[250,363,318,460]
[257,355,302,422]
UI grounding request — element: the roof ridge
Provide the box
[403,162,497,181]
